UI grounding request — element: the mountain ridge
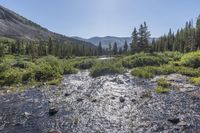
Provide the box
[72,36,156,48]
[0,5,96,48]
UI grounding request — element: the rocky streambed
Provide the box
[0,71,200,133]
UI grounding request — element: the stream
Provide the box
[0,71,200,133]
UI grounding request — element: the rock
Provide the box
[131,99,136,103]
[48,99,54,103]
[48,129,62,133]
[77,98,83,102]
[111,96,115,100]
[177,121,187,126]
[64,93,70,97]
[119,97,125,103]
[91,99,97,103]
[168,118,180,124]
[23,112,31,118]
[49,107,59,116]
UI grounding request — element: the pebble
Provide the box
[167,118,180,124]
[48,129,62,133]
[119,97,125,103]
[49,107,59,116]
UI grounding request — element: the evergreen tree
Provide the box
[98,41,103,56]
[131,27,138,53]
[113,42,118,55]
[196,15,200,50]
[123,41,128,53]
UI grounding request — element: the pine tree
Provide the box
[113,42,118,55]
[123,41,128,53]
[98,41,103,56]
[196,15,200,50]
[131,27,138,53]
[48,37,54,55]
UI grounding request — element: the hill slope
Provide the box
[0,5,95,48]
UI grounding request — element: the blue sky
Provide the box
[1,0,200,38]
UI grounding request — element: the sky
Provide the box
[1,0,200,38]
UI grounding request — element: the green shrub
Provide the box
[159,51,183,61]
[34,62,60,81]
[0,61,11,72]
[155,86,170,94]
[190,77,200,86]
[0,68,22,86]
[47,78,61,85]
[157,78,171,88]
[63,64,78,74]
[121,53,169,69]
[75,59,95,69]
[131,68,154,79]
[90,60,124,77]
[36,56,64,75]
[12,60,30,68]
[180,50,200,68]
[177,66,200,77]
[131,64,200,79]
[22,69,34,82]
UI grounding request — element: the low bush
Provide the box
[36,56,64,75]
[90,60,124,77]
[131,65,200,79]
[190,77,200,86]
[180,50,200,68]
[63,64,78,74]
[34,62,61,81]
[157,78,171,88]
[74,59,96,69]
[131,68,154,79]
[22,69,34,82]
[121,53,169,69]
[47,78,62,85]
[0,68,22,86]
[176,66,200,77]
[155,86,170,94]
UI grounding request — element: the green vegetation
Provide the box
[157,78,171,88]
[190,77,200,86]
[0,55,94,88]
[90,60,124,77]
[155,86,170,94]
[180,50,200,68]
[155,78,171,94]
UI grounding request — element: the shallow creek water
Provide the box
[0,71,200,133]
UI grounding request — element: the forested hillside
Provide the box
[0,5,98,57]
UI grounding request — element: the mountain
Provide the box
[73,36,156,48]
[72,36,131,48]
[0,5,95,47]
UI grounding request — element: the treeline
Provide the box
[153,15,200,53]
[0,37,98,58]
[101,14,200,55]
[98,21,151,55]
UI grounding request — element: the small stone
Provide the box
[111,96,115,100]
[77,98,83,102]
[48,129,62,133]
[119,97,125,103]
[23,112,31,118]
[177,121,187,126]
[131,99,136,103]
[64,93,70,97]
[168,118,180,124]
[91,99,97,103]
[48,99,54,103]
[49,107,59,116]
